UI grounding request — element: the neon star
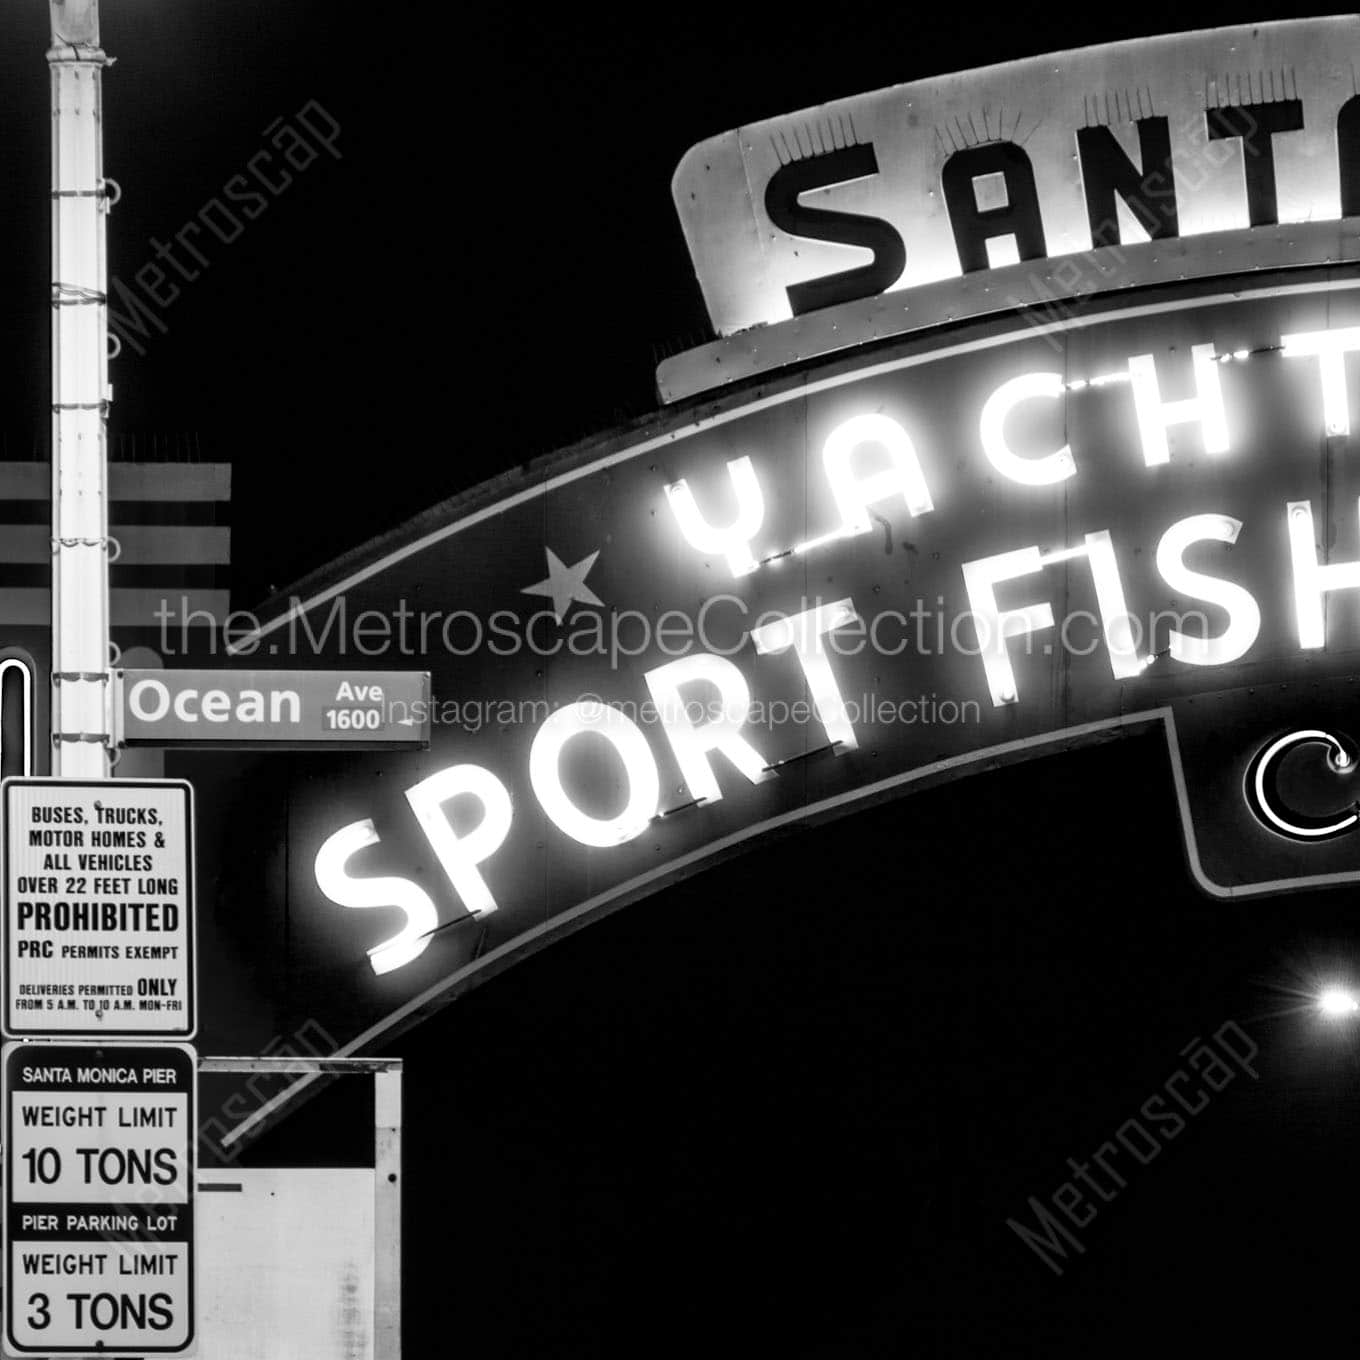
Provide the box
[521,548,604,622]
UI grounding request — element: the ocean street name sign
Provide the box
[1,780,195,1040]
[116,668,431,748]
[2,1042,196,1356]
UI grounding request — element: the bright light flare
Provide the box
[1318,986,1360,1018]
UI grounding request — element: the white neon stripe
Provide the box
[0,657,34,776]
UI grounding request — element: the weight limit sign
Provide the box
[2,1042,196,1356]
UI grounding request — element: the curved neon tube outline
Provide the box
[1250,729,1358,839]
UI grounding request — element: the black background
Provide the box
[2,3,1358,1355]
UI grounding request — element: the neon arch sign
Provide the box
[186,269,1360,1159]
[231,281,1360,999]
[161,24,1360,1154]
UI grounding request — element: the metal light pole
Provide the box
[48,0,113,777]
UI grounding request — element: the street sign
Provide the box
[2,780,195,1039]
[116,668,431,748]
[2,1041,196,1356]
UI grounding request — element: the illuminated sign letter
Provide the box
[404,764,513,916]
[644,654,771,803]
[1154,514,1261,665]
[1127,343,1229,466]
[1281,327,1360,436]
[1075,117,1178,245]
[1339,95,1360,217]
[529,702,660,847]
[961,547,1054,706]
[665,456,765,575]
[979,373,1075,486]
[1081,531,1144,679]
[940,142,1047,272]
[1287,499,1360,649]
[1206,100,1304,227]
[820,413,933,540]
[750,599,861,749]
[762,143,907,316]
[314,820,439,975]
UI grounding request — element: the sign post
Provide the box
[48,0,113,781]
[12,7,199,1357]
[2,1041,196,1355]
[2,779,195,1040]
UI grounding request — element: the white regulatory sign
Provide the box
[1,780,196,1039]
[2,1041,197,1355]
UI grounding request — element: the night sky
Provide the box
[2,3,1358,1355]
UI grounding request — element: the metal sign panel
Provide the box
[2,780,195,1039]
[195,1169,375,1360]
[156,274,1360,1145]
[671,18,1360,338]
[2,1041,196,1356]
[116,669,431,748]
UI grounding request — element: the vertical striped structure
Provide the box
[49,0,111,775]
